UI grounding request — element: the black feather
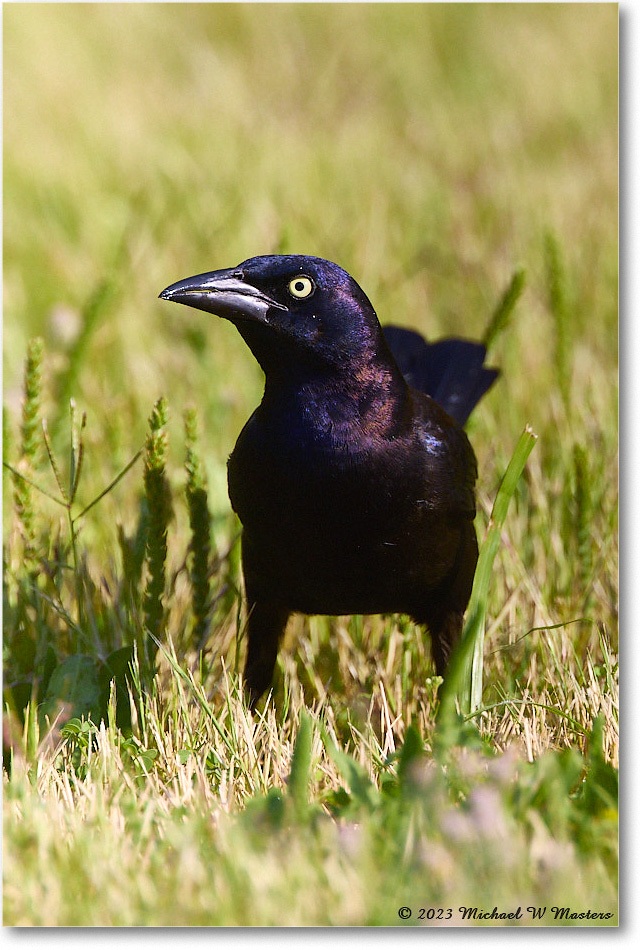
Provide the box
[383,326,498,426]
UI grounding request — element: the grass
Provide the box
[3,3,618,928]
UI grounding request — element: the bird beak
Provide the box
[159,268,287,322]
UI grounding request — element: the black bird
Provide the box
[160,255,497,706]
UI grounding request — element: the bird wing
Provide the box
[410,389,478,521]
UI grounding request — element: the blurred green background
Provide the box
[3,1,618,568]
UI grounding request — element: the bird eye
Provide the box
[288,276,314,298]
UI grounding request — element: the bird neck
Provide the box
[262,357,411,450]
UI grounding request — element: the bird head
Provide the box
[159,255,390,378]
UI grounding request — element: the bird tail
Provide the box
[383,326,498,426]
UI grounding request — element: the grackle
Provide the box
[160,255,497,706]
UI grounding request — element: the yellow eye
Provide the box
[288,276,314,298]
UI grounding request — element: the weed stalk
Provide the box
[184,407,213,651]
[142,397,171,675]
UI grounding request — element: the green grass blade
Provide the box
[545,231,572,410]
[287,711,313,818]
[320,725,379,811]
[146,630,234,758]
[3,461,68,510]
[438,425,538,726]
[41,417,68,504]
[483,267,526,350]
[74,448,143,522]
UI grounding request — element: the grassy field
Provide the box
[3,3,618,927]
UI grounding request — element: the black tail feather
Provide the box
[383,326,499,426]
